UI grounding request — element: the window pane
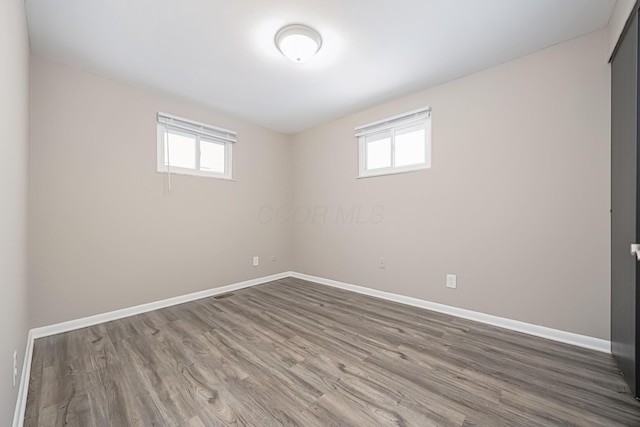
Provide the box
[366,137,391,170]
[200,139,225,173]
[395,128,425,167]
[165,131,196,169]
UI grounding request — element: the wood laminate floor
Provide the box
[24,278,640,426]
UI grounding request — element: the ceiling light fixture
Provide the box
[275,24,322,63]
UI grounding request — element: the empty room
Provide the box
[4,0,640,425]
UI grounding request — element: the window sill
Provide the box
[157,170,235,181]
[357,165,430,179]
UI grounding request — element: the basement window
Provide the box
[355,107,431,178]
[157,112,235,180]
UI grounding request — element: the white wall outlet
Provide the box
[446,274,457,289]
[12,350,18,387]
[271,255,277,262]
[379,258,386,269]
[252,256,259,266]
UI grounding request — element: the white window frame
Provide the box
[157,112,235,180]
[356,107,432,178]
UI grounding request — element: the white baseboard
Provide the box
[289,272,611,354]
[13,269,612,426]
[12,271,290,427]
[12,330,34,427]
[30,271,290,339]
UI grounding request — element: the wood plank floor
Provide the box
[24,277,640,426]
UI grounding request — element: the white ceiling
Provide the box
[26,0,616,134]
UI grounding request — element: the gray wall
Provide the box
[0,0,30,423]
[29,56,292,327]
[291,30,611,340]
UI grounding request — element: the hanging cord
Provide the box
[165,123,172,191]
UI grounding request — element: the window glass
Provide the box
[164,131,196,169]
[366,136,392,170]
[395,127,425,167]
[200,139,225,173]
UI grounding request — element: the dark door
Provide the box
[612,7,640,397]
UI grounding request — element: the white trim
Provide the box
[12,330,34,427]
[31,272,290,339]
[357,164,430,179]
[155,170,236,182]
[12,269,611,425]
[157,112,236,143]
[289,272,611,354]
[354,106,431,137]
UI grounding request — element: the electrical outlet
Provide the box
[379,258,386,269]
[446,274,457,289]
[12,351,17,387]
[253,256,259,266]
[271,255,277,262]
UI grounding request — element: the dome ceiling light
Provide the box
[275,24,322,63]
